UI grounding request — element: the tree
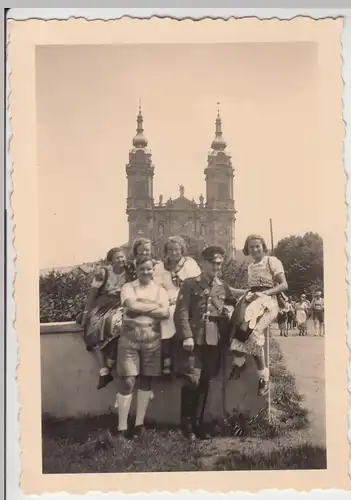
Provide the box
[274,232,324,298]
[221,258,249,289]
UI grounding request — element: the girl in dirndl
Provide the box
[153,236,201,376]
[229,234,288,396]
[295,295,309,336]
[82,247,136,389]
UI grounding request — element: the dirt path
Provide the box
[199,322,326,469]
[272,321,326,446]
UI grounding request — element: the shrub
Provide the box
[40,269,91,323]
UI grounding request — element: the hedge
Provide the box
[40,269,91,323]
[39,259,249,323]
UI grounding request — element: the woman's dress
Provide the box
[229,256,284,356]
[295,302,308,328]
[84,265,129,352]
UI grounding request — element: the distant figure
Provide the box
[288,296,297,328]
[277,306,289,337]
[81,247,134,390]
[295,294,310,336]
[311,291,325,337]
[286,297,295,331]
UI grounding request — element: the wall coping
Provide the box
[40,322,83,335]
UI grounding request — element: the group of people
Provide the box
[79,233,290,441]
[277,292,325,337]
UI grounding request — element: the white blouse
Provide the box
[248,256,285,289]
[153,257,201,301]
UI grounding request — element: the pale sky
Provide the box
[36,42,323,269]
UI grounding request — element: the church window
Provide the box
[159,222,164,236]
[218,183,228,200]
[200,224,206,236]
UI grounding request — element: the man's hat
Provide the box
[201,245,226,262]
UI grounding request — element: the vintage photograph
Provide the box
[37,39,327,474]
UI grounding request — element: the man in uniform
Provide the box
[174,245,245,441]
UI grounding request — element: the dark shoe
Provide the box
[258,378,269,397]
[193,421,211,440]
[117,429,130,440]
[133,425,147,440]
[97,372,113,390]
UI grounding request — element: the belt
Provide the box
[123,317,154,328]
[208,315,220,323]
[201,312,219,322]
[250,286,270,292]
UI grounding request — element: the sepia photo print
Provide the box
[9,16,347,493]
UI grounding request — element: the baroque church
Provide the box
[125,105,236,257]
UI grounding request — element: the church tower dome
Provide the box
[133,103,148,149]
[211,102,227,151]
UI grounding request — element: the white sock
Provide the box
[117,393,133,431]
[257,367,269,382]
[99,367,109,376]
[135,390,151,427]
[233,356,246,367]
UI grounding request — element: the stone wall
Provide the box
[40,323,267,423]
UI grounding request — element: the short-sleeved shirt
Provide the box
[91,266,127,296]
[311,297,324,311]
[121,279,169,326]
[248,256,285,289]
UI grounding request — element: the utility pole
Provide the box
[269,218,274,255]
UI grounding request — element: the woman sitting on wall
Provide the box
[153,236,201,376]
[229,234,288,396]
[81,247,135,390]
[115,255,170,439]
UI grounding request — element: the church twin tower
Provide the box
[126,104,236,257]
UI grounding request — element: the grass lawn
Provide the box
[42,339,326,473]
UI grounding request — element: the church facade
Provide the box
[125,105,236,257]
